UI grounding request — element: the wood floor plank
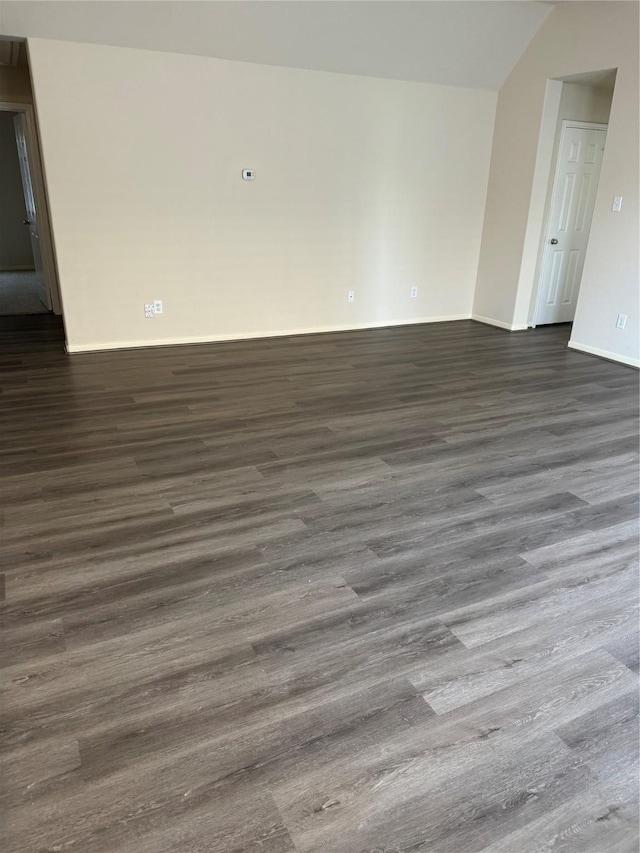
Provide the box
[271,651,634,852]
[480,779,639,853]
[0,315,637,852]
[410,602,638,714]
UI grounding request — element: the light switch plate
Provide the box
[612,196,623,212]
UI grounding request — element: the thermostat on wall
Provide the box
[242,169,255,180]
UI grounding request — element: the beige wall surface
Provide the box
[27,38,497,352]
[0,109,33,269]
[473,1,639,365]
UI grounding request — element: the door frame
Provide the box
[531,119,608,329]
[0,100,62,314]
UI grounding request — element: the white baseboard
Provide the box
[471,313,528,332]
[66,313,473,354]
[567,340,639,369]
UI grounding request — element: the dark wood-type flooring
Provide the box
[1,315,638,853]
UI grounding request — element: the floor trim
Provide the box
[471,313,528,332]
[568,339,639,369]
[65,314,473,353]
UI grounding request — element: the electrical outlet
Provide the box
[410,286,418,298]
[144,303,155,318]
[616,313,627,330]
[347,290,355,303]
[153,300,163,315]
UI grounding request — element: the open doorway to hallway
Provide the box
[0,39,61,321]
[0,108,50,314]
[531,69,616,328]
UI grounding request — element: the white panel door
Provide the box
[13,113,52,310]
[535,123,606,326]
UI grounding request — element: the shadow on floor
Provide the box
[0,313,65,355]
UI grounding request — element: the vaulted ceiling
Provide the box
[0,1,554,91]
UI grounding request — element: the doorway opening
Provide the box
[529,69,616,328]
[0,39,62,320]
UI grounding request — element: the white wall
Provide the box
[0,109,33,269]
[27,38,497,352]
[0,0,552,90]
[473,1,639,366]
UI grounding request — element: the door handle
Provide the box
[550,238,558,245]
